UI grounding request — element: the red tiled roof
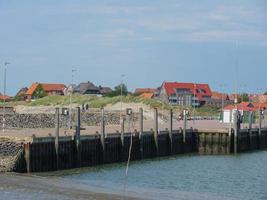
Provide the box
[135,88,157,94]
[223,102,258,111]
[0,95,10,100]
[162,82,212,101]
[258,95,267,103]
[41,83,66,92]
[139,92,154,99]
[26,83,66,95]
[25,83,39,95]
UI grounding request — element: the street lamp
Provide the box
[2,62,10,132]
[69,68,77,129]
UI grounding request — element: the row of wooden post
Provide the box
[53,107,189,170]
[233,110,264,154]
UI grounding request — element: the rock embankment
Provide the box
[0,112,138,129]
[0,139,24,172]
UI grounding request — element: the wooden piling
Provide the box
[183,110,187,143]
[259,110,262,136]
[233,110,238,154]
[121,117,125,147]
[75,107,81,167]
[55,107,60,169]
[24,143,31,173]
[153,108,159,155]
[101,108,106,152]
[139,108,144,159]
[169,109,173,153]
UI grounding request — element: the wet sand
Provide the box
[0,173,144,200]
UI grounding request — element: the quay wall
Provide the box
[12,128,267,173]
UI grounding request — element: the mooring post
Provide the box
[55,107,60,169]
[169,109,173,153]
[139,108,144,159]
[120,117,125,147]
[183,110,187,143]
[233,110,239,154]
[154,108,159,154]
[75,107,81,167]
[101,107,105,151]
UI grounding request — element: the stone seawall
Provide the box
[0,112,138,129]
[0,139,24,172]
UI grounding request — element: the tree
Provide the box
[105,84,128,97]
[238,93,249,103]
[264,91,267,95]
[32,85,47,99]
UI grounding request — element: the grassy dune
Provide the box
[3,94,220,116]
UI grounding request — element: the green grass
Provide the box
[3,94,220,116]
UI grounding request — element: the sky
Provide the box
[0,0,267,95]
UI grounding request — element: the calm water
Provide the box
[1,151,267,200]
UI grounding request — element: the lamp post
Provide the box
[2,62,10,132]
[69,68,77,129]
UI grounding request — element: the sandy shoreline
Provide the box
[0,173,145,200]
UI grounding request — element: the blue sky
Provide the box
[0,0,267,95]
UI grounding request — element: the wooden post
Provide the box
[183,110,187,143]
[154,108,159,154]
[55,107,60,169]
[259,110,262,136]
[75,107,81,167]
[169,109,173,153]
[139,108,144,138]
[233,110,238,154]
[121,117,125,147]
[100,107,105,150]
[25,143,31,173]
[139,108,144,159]
[249,111,253,130]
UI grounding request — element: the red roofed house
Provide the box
[222,102,259,123]
[157,82,212,107]
[25,83,66,100]
[0,94,11,101]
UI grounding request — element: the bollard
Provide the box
[75,107,81,167]
[183,110,187,143]
[55,107,60,169]
[233,110,238,154]
[169,109,173,153]
[139,108,144,159]
[100,107,105,151]
[154,108,159,155]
